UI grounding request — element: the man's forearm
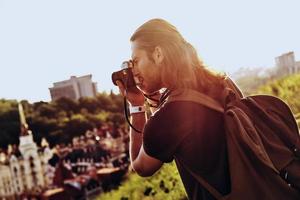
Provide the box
[129,112,147,162]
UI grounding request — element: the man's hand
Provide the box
[116,80,145,106]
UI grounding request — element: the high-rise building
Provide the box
[296,61,300,73]
[275,52,299,75]
[49,74,98,101]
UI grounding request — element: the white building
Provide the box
[275,51,300,75]
[296,61,300,72]
[0,165,14,199]
[49,74,98,101]
[0,138,53,198]
[0,104,54,199]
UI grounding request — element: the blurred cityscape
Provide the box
[232,51,300,95]
[0,103,129,199]
[0,73,128,199]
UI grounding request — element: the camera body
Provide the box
[111,61,136,90]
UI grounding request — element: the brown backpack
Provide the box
[168,79,300,200]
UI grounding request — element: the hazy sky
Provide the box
[0,0,299,102]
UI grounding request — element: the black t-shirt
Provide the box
[143,101,231,200]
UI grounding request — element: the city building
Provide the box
[275,51,300,76]
[296,61,300,72]
[49,74,98,101]
[0,104,53,199]
[0,164,14,199]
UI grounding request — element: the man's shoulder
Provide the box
[159,100,217,114]
[149,100,219,124]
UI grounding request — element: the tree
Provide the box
[54,97,78,115]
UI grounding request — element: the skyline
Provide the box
[0,0,299,102]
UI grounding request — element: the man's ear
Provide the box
[152,46,164,65]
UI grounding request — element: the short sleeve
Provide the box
[143,102,195,163]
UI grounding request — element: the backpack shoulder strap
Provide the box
[224,76,244,99]
[167,89,224,113]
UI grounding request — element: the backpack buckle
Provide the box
[292,146,300,158]
[279,170,293,187]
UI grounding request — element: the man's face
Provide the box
[131,42,162,94]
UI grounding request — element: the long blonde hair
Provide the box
[130,19,226,98]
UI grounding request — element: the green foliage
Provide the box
[0,99,18,114]
[96,162,187,200]
[0,92,124,148]
[0,99,20,148]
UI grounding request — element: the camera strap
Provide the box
[123,97,143,133]
[123,89,172,133]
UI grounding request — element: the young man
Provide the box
[116,18,231,200]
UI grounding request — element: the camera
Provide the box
[112,61,136,90]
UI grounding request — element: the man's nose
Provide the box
[131,64,138,75]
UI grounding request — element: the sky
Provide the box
[0,0,299,102]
